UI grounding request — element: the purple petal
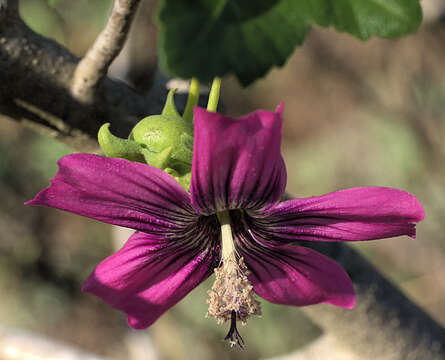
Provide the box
[237,238,355,309]
[257,187,424,242]
[26,154,196,234]
[82,231,216,329]
[190,104,287,215]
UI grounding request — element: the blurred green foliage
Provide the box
[284,114,424,195]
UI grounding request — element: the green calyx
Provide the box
[97,77,222,192]
[98,88,194,190]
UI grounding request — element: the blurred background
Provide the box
[1,0,445,359]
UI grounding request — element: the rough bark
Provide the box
[72,0,142,104]
[0,0,164,151]
[301,240,445,359]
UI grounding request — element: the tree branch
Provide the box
[0,0,164,151]
[301,241,445,359]
[71,0,142,104]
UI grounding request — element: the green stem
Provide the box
[183,77,200,124]
[207,77,221,112]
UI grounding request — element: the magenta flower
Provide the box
[27,104,424,347]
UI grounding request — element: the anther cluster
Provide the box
[206,257,261,324]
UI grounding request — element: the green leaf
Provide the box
[157,0,310,86]
[157,0,422,86]
[297,0,422,40]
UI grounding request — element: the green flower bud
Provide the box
[98,123,145,163]
[97,89,194,191]
[129,90,193,175]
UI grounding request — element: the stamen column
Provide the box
[206,210,262,348]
